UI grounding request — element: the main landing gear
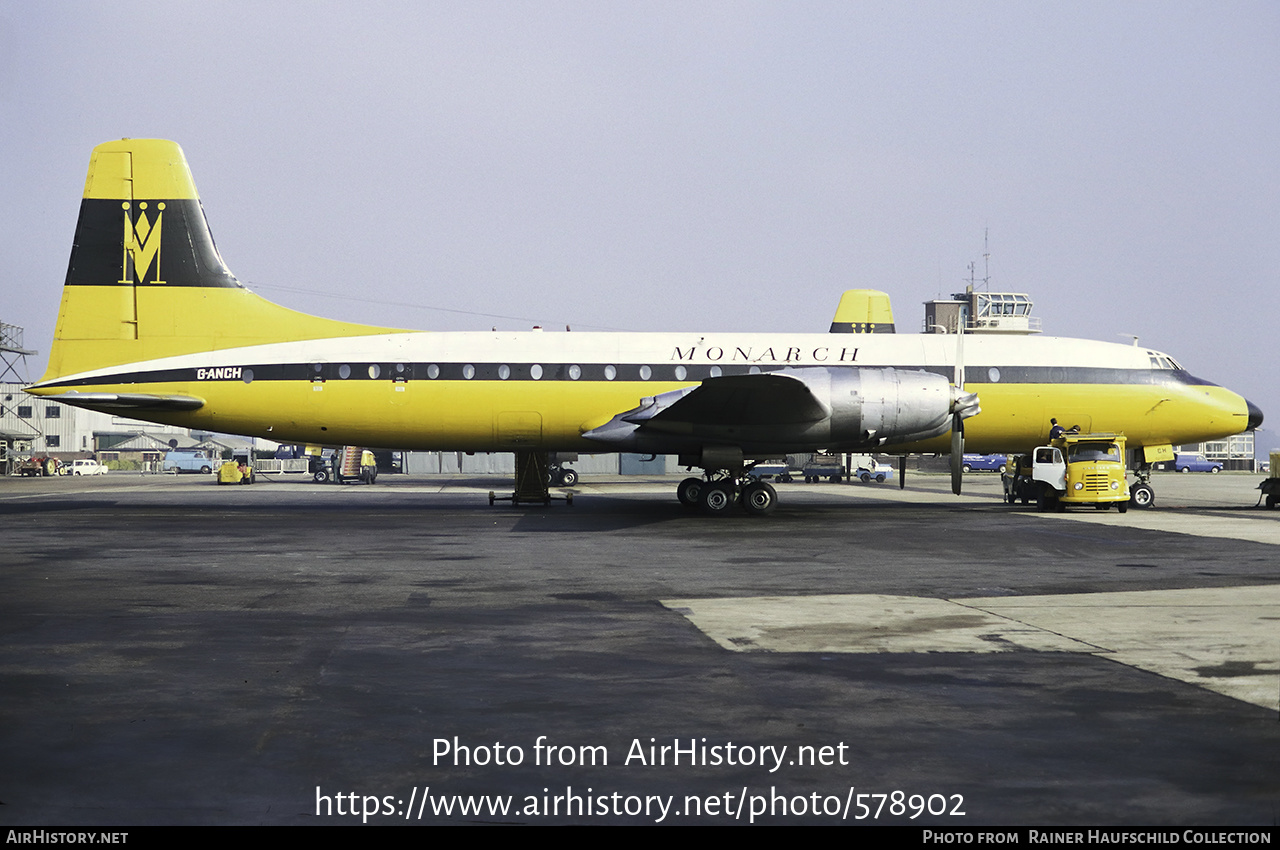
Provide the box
[677,471,778,517]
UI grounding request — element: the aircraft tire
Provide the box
[741,481,777,516]
[559,469,578,486]
[700,483,736,517]
[1130,484,1155,509]
[677,477,703,508]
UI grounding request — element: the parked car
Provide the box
[1173,453,1223,473]
[163,448,217,474]
[961,453,1007,473]
[62,459,107,476]
[854,461,895,483]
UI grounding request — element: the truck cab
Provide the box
[1012,433,1131,512]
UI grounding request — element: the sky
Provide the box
[2,2,1277,452]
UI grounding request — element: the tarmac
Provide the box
[1,469,1277,825]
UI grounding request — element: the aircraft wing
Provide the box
[583,371,830,445]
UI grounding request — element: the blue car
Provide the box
[1173,454,1223,473]
[961,454,1007,473]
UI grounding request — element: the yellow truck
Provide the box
[1007,433,1131,513]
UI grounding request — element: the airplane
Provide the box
[25,139,1263,515]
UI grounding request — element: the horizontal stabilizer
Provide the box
[43,391,205,413]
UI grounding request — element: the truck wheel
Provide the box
[1117,501,1128,513]
[875,474,885,483]
[962,463,972,473]
[313,469,330,484]
[998,464,1007,473]
[860,472,871,483]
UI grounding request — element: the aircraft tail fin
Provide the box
[36,139,396,386]
[829,289,895,333]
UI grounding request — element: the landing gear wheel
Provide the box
[677,477,704,508]
[741,480,778,516]
[558,468,578,486]
[1130,483,1155,509]
[700,483,736,516]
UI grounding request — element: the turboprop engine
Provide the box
[582,366,967,455]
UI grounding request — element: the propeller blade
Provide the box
[951,416,964,495]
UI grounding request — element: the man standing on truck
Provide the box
[1048,418,1079,440]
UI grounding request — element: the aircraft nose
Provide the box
[1246,398,1264,430]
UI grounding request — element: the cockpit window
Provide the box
[1068,442,1121,463]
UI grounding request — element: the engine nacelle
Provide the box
[795,366,954,447]
[581,365,958,455]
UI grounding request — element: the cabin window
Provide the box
[368,364,381,379]
[568,365,582,380]
[394,363,411,382]
[639,365,652,380]
[709,366,722,378]
[242,369,254,384]
[498,365,511,380]
[338,364,351,379]
[674,365,687,380]
[310,363,325,382]
[530,364,543,380]
[988,367,1000,382]
[604,365,616,380]
[426,364,439,379]
[462,364,475,380]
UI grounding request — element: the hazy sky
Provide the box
[2,2,1276,450]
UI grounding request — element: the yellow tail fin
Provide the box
[829,289,895,333]
[40,139,397,384]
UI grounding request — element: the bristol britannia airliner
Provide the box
[25,139,1262,515]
